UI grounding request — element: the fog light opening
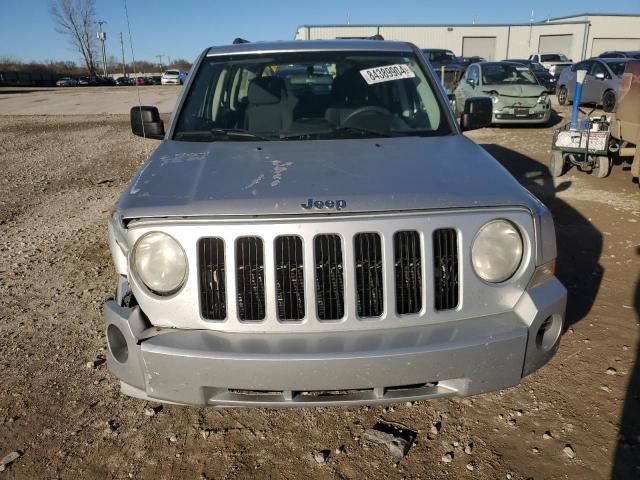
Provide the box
[107,324,129,363]
[536,315,562,352]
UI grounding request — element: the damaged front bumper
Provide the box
[492,103,551,124]
[104,277,566,407]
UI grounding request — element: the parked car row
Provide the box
[56,75,116,87]
[55,70,188,87]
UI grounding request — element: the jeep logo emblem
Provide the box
[301,198,347,211]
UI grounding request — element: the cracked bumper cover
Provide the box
[104,277,566,406]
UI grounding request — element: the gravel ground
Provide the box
[0,107,639,479]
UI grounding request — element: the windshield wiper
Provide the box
[279,126,398,140]
[174,128,270,141]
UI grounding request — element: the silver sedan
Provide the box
[556,58,631,112]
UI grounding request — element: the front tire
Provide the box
[591,155,611,178]
[557,86,568,105]
[550,151,565,177]
[602,90,616,113]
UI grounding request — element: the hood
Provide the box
[482,83,546,98]
[117,135,538,219]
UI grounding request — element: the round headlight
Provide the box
[471,220,523,283]
[132,232,187,295]
[490,94,499,104]
[537,93,549,104]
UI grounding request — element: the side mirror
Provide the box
[460,97,492,131]
[446,93,456,113]
[130,106,165,140]
[595,72,606,80]
[467,78,476,87]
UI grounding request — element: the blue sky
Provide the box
[1,0,639,64]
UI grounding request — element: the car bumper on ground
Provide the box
[161,78,180,85]
[492,104,551,124]
[105,277,566,407]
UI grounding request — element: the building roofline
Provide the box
[545,12,640,21]
[296,19,590,31]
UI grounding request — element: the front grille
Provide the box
[314,234,344,320]
[198,224,466,325]
[236,236,265,321]
[275,235,305,321]
[354,233,383,317]
[394,231,422,314]
[433,228,459,310]
[198,238,227,320]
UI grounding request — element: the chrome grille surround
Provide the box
[125,208,536,333]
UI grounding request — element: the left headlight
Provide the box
[131,232,187,295]
[537,93,549,104]
[471,220,523,283]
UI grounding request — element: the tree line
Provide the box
[0,57,192,76]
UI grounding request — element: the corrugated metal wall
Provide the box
[296,16,640,61]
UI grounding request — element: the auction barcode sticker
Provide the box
[360,64,416,84]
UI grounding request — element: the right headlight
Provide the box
[131,232,187,295]
[471,220,523,283]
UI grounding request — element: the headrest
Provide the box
[331,68,369,102]
[248,76,285,105]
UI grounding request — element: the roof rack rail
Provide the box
[370,34,384,40]
[232,37,250,44]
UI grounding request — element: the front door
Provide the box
[454,64,480,113]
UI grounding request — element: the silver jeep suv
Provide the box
[105,40,567,406]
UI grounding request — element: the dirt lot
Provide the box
[0,91,639,479]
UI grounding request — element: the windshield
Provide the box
[423,50,457,64]
[165,70,179,75]
[605,61,629,77]
[174,51,450,141]
[482,63,538,85]
[540,54,569,62]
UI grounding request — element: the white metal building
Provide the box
[295,13,640,61]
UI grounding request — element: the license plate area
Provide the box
[514,107,530,117]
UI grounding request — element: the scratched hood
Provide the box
[117,135,538,219]
[482,83,546,98]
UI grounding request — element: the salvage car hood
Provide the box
[482,84,546,97]
[117,135,540,219]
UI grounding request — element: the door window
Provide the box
[572,60,591,72]
[588,61,608,78]
[467,65,479,85]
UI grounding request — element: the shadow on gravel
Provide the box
[612,247,640,479]
[481,144,603,328]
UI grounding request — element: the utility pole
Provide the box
[155,54,165,72]
[120,32,126,77]
[528,10,534,52]
[97,20,107,76]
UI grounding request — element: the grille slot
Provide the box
[394,231,422,314]
[236,236,266,321]
[354,233,384,317]
[275,235,305,320]
[433,228,459,310]
[314,234,344,320]
[198,238,227,320]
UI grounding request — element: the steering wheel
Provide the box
[342,106,392,126]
